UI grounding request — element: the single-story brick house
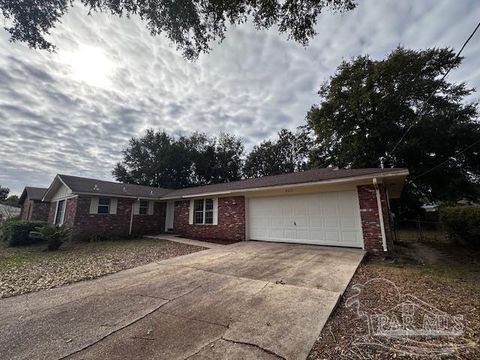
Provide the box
[40,168,408,252]
[19,187,50,221]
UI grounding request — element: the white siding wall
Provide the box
[51,183,72,201]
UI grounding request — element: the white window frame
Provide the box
[54,200,66,225]
[139,200,149,215]
[97,197,111,214]
[192,198,216,225]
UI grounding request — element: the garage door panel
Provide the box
[294,216,308,227]
[248,190,363,248]
[296,230,309,240]
[271,217,283,227]
[309,230,325,241]
[308,216,324,228]
[324,216,340,228]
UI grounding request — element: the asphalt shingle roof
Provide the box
[58,175,172,199]
[20,187,48,202]
[54,168,407,200]
[166,167,408,198]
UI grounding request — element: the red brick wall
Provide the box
[63,198,77,229]
[68,196,165,241]
[31,201,50,222]
[20,198,49,222]
[174,196,245,242]
[72,196,133,240]
[357,184,392,253]
[131,202,166,235]
[46,196,166,241]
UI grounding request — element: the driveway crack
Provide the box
[221,337,286,359]
[56,285,202,360]
[183,337,223,359]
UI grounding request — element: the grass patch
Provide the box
[398,227,448,244]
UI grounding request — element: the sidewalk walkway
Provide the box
[146,234,224,249]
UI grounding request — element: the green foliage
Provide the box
[1,195,19,207]
[244,128,312,177]
[0,220,47,247]
[0,185,9,201]
[32,225,71,251]
[0,0,355,59]
[307,47,480,205]
[113,130,244,188]
[440,206,480,248]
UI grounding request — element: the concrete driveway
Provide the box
[0,241,364,360]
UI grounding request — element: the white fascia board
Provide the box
[42,175,73,202]
[159,170,410,200]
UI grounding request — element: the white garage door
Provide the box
[247,190,363,248]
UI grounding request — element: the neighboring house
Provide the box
[19,187,50,221]
[40,168,408,253]
[0,204,21,223]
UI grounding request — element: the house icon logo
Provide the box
[344,278,477,358]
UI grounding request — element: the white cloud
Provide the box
[1,0,479,194]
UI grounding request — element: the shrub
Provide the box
[0,220,47,247]
[440,205,480,248]
[31,225,71,251]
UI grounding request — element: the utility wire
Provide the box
[389,20,480,157]
[413,138,480,180]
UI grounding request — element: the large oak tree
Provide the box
[244,128,311,178]
[306,47,480,204]
[113,129,244,188]
[0,0,355,59]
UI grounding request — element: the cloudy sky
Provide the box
[1,0,479,195]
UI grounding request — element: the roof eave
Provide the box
[74,191,164,200]
[160,169,410,200]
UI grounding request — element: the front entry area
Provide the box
[165,200,175,232]
[247,190,363,248]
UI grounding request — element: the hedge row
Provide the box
[0,220,47,247]
[440,205,480,248]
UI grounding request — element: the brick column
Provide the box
[357,184,391,253]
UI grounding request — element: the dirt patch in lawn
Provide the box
[309,241,480,359]
[0,238,205,298]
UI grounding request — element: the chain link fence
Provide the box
[396,218,447,243]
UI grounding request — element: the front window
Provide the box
[139,200,149,215]
[55,200,65,225]
[194,198,214,225]
[97,198,110,214]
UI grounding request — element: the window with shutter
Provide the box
[97,198,110,214]
[193,198,216,225]
[139,200,148,215]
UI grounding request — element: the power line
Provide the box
[389,20,480,157]
[413,138,480,180]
